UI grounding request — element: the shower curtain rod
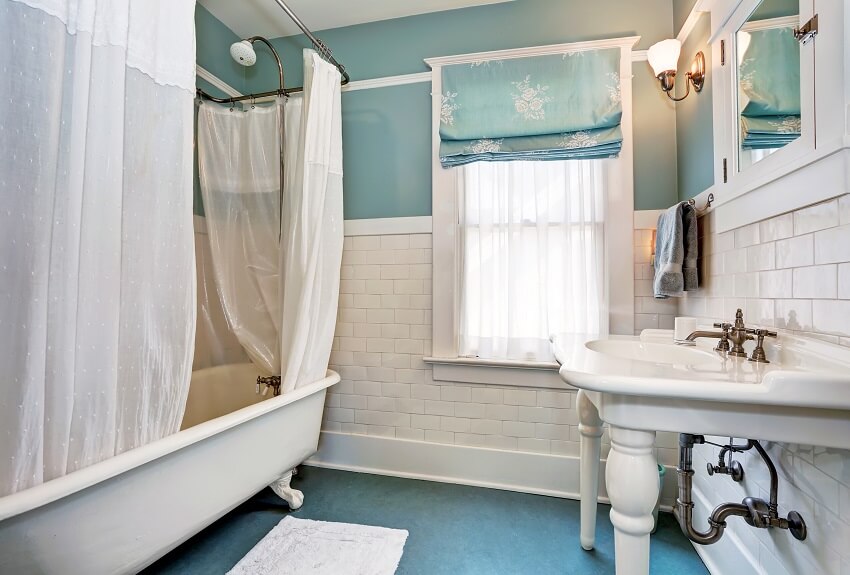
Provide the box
[197,0,350,104]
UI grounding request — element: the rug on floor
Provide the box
[226,516,409,575]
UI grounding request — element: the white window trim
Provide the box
[423,37,638,386]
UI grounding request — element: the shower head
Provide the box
[230,40,257,66]
[228,36,284,92]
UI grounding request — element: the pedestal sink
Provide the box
[551,330,850,575]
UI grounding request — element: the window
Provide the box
[458,160,606,363]
[426,39,635,382]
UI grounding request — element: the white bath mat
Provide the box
[227,516,408,575]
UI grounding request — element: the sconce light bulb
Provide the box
[647,38,682,77]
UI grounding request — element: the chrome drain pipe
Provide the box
[675,434,749,545]
[674,433,808,545]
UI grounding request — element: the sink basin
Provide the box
[585,339,720,365]
[550,330,850,446]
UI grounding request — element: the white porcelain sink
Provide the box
[584,339,721,365]
[551,329,850,575]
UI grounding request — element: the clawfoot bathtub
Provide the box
[0,363,339,574]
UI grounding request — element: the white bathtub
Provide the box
[0,363,339,574]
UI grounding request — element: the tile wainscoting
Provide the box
[319,230,683,502]
[674,197,850,575]
[634,227,678,334]
[328,232,586,454]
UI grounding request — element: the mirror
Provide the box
[736,0,801,171]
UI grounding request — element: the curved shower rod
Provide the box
[197,0,350,104]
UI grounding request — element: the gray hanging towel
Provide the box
[654,202,698,298]
[682,203,699,291]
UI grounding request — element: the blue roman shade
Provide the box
[739,26,801,150]
[439,48,623,167]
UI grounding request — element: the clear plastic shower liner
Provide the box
[197,98,288,375]
[196,50,343,391]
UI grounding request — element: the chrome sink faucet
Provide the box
[726,309,753,358]
[683,309,776,362]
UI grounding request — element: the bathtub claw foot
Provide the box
[270,470,304,510]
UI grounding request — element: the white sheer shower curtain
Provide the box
[0,0,197,496]
[198,50,343,392]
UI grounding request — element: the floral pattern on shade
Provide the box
[438,47,623,165]
[441,91,460,126]
[511,75,552,121]
[558,131,599,149]
[464,138,504,153]
[769,115,802,134]
[606,72,621,104]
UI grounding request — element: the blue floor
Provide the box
[143,466,708,574]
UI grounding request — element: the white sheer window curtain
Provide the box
[458,160,607,363]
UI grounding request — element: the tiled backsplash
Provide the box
[668,196,850,575]
[634,228,677,334]
[680,195,850,344]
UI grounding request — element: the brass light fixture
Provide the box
[647,39,706,102]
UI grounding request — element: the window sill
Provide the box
[423,356,569,390]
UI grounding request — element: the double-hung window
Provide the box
[458,160,606,363]
[426,39,636,380]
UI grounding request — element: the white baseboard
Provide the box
[305,431,607,501]
[306,432,681,513]
[690,484,763,575]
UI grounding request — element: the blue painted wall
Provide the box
[196,0,683,217]
[676,11,714,201]
[196,4,247,95]
[238,0,680,215]
[673,0,699,37]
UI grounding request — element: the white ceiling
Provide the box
[199,0,513,39]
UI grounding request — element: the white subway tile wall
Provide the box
[677,196,850,575]
[634,228,677,333]
[328,233,595,454]
[326,231,682,497]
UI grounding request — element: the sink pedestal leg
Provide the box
[606,426,659,575]
[578,390,604,551]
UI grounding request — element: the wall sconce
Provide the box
[647,39,705,102]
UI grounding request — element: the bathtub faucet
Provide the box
[256,375,282,396]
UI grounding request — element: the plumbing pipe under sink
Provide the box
[674,433,807,545]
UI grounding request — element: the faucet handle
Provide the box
[748,329,777,364]
[712,323,732,353]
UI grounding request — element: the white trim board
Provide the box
[677,0,712,44]
[345,72,431,92]
[196,65,241,97]
[344,216,432,236]
[194,214,432,236]
[634,209,664,229]
[426,36,642,67]
[305,432,679,510]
